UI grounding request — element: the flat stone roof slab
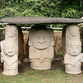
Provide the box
[0,17,83,24]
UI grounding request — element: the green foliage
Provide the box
[61,8,80,18]
[0,7,18,19]
[0,0,83,20]
[61,0,83,18]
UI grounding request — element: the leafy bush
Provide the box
[0,0,82,19]
[61,8,80,18]
[0,7,18,19]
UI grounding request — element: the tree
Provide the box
[0,0,82,19]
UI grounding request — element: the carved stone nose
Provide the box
[8,48,13,53]
[73,48,77,53]
[39,39,45,44]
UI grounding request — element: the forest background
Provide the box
[0,0,83,27]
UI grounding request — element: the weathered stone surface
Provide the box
[0,24,18,75]
[0,17,83,24]
[0,31,4,64]
[28,25,54,70]
[64,25,83,74]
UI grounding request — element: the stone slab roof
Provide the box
[0,17,83,24]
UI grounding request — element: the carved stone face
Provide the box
[3,46,15,57]
[67,42,81,55]
[67,25,79,37]
[69,28,79,37]
[6,25,17,37]
[32,30,51,49]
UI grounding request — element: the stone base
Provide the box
[2,69,18,76]
[65,67,82,74]
[65,70,82,74]
[30,59,52,70]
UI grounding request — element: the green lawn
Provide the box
[0,62,83,83]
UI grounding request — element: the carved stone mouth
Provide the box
[39,58,45,63]
[37,42,46,44]
[71,34,78,37]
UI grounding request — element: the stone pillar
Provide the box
[0,31,5,64]
[0,24,18,75]
[64,24,83,74]
[28,25,54,70]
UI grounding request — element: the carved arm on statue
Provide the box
[65,64,73,70]
[0,42,4,63]
[0,41,4,63]
[0,42,2,63]
[81,53,83,62]
[1,52,4,63]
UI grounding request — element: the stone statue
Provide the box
[0,31,5,63]
[64,25,83,74]
[0,24,18,75]
[28,26,54,70]
[66,25,80,41]
[62,25,80,55]
[64,41,83,74]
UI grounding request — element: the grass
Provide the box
[56,52,63,56]
[0,68,66,83]
[0,66,83,83]
[0,58,83,83]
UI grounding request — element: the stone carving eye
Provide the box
[45,36,50,40]
[35,36,39,40]
[77,46,81,49]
